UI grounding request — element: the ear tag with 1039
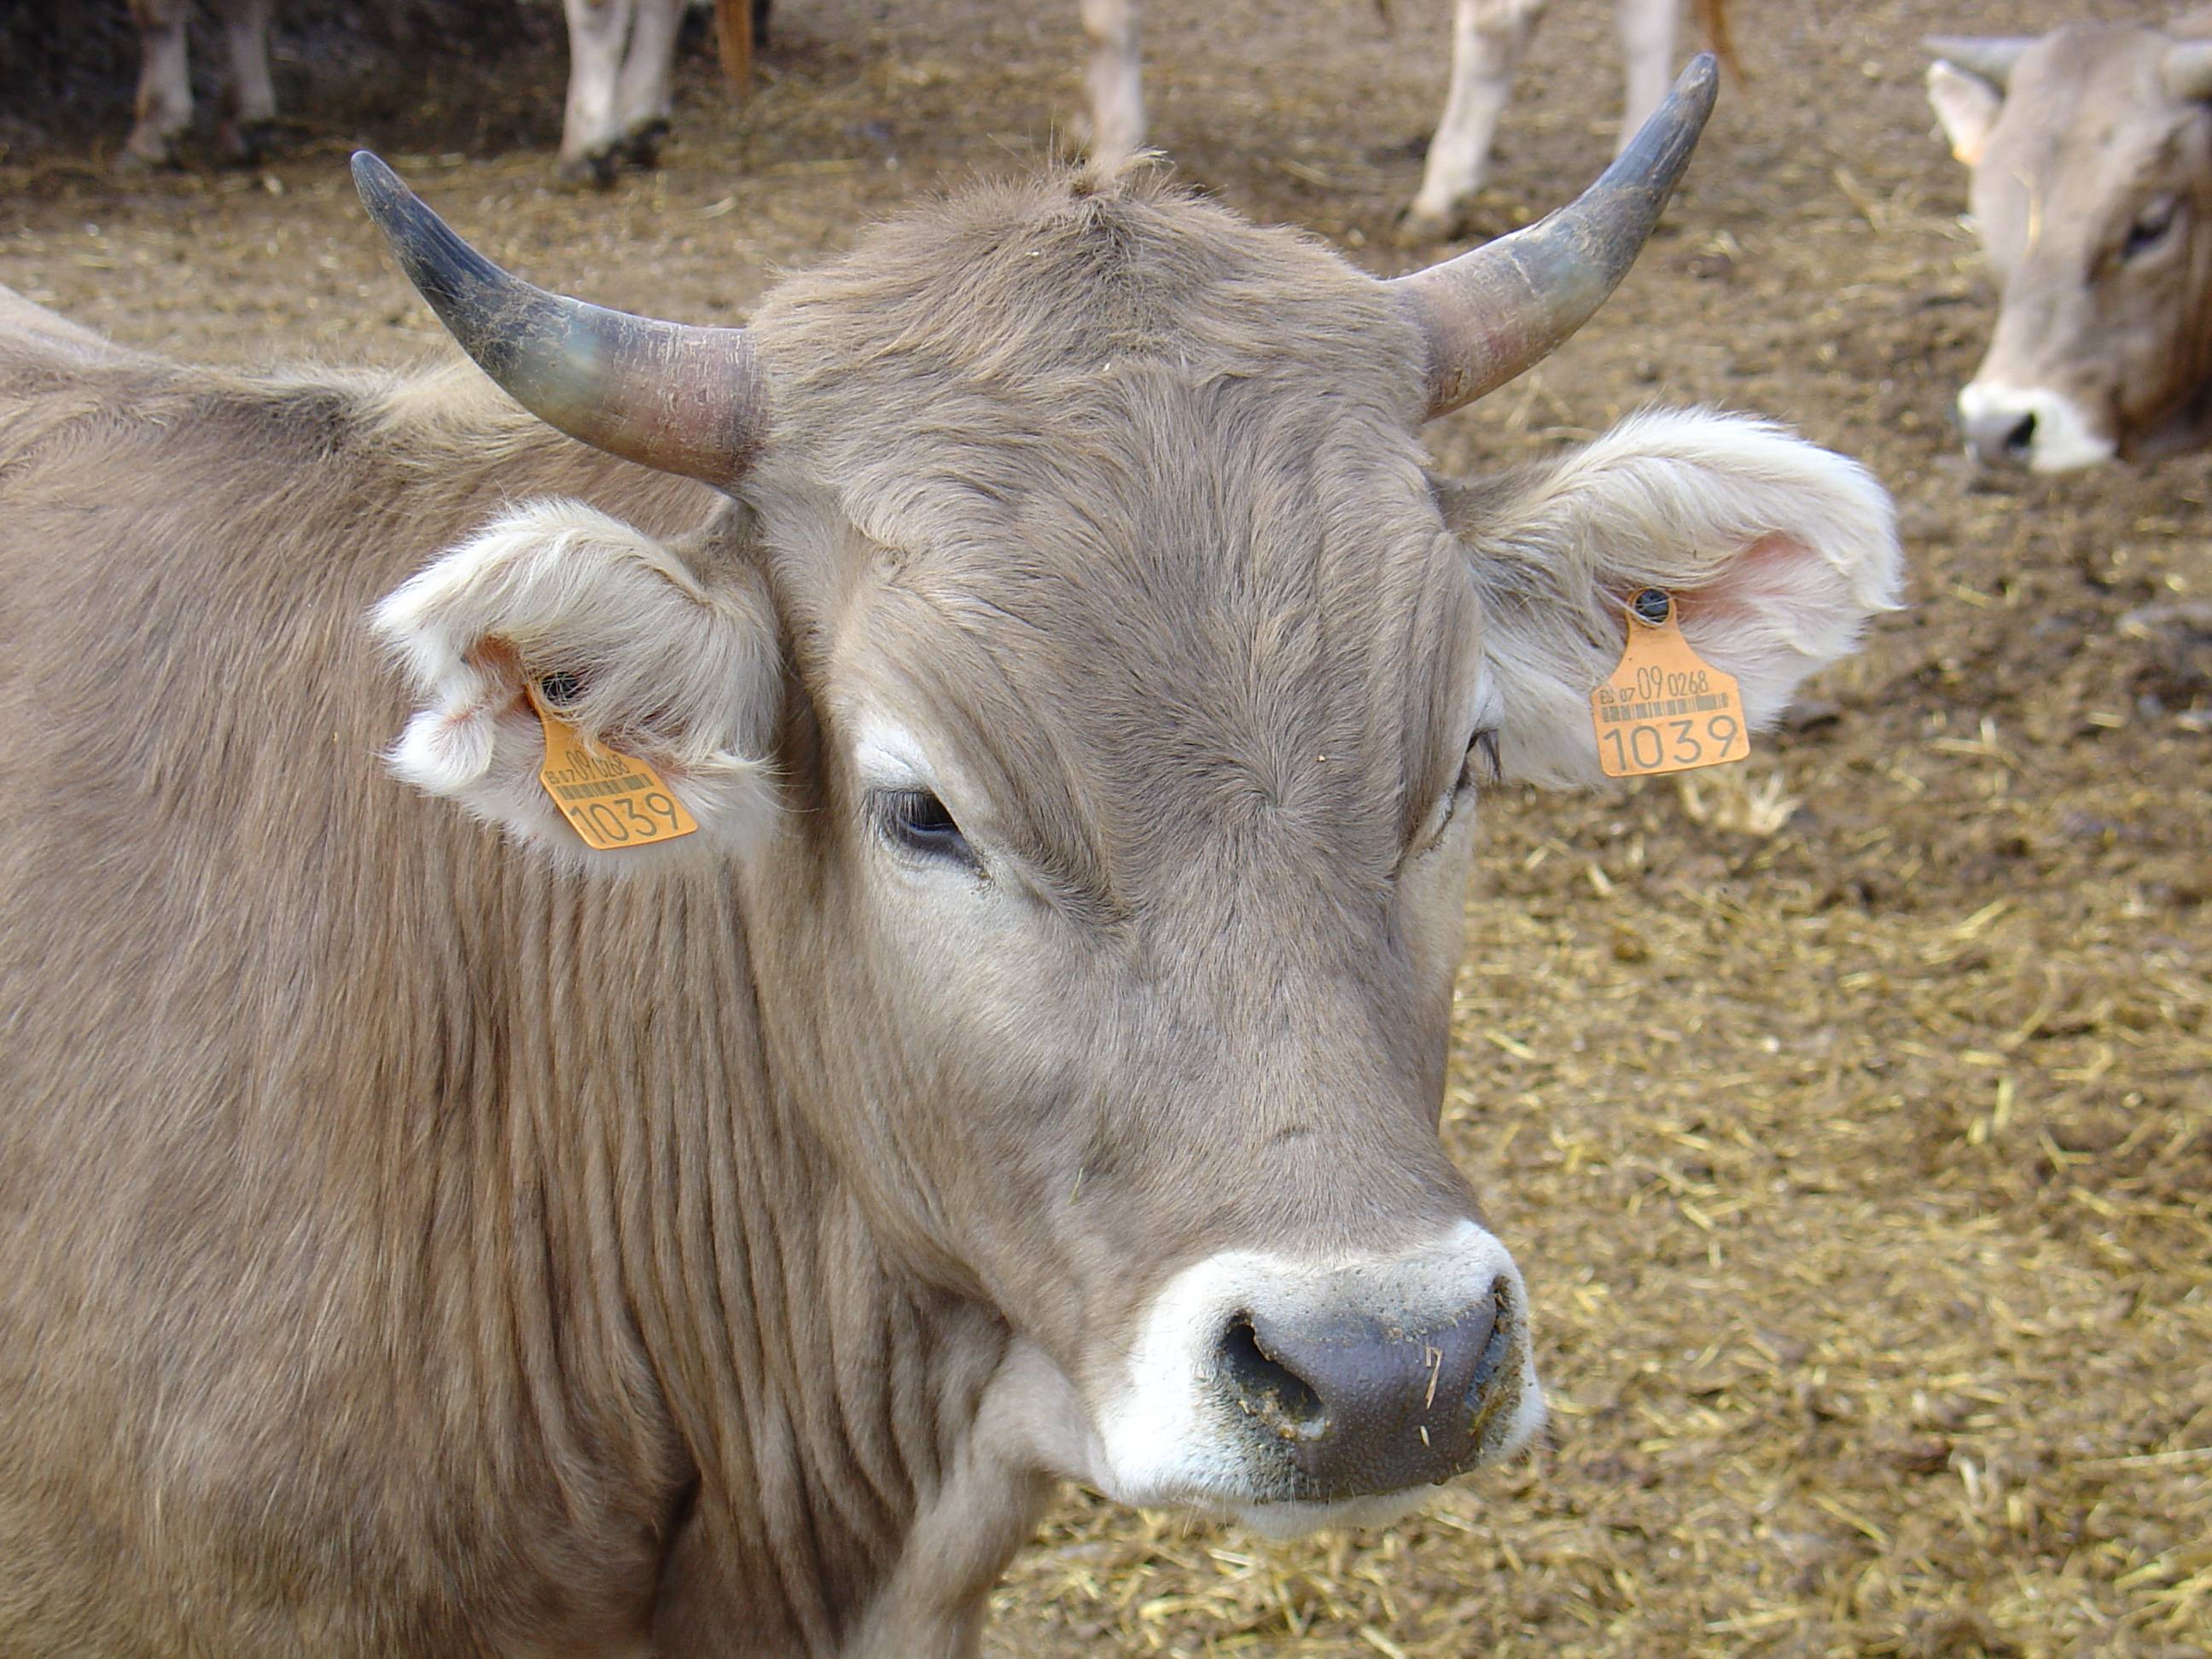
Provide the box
[1589,588,1749,778]
[528,674,698,850]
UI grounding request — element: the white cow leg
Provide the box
[214,0,279,165]
[614,0,687,165]
[1079,0,1144,168]
[1615,0,1676,145]
[122,0,194,169]
[1403,0,1547,242]
[562,0,637,185]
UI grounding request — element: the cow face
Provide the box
[362,87,1900,1534]
[1929,24,2212,471]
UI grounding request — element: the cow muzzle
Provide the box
[1957,380,2118,473]
[1092,1222,1544,1533]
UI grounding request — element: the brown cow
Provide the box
[1928,12,2212,470]
[0,61,1899,1656]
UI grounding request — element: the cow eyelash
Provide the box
[875,788,979,870]
[1464,729,1502,789]
[1427,730,1500,849]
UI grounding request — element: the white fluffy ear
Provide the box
[1449,410,1904,789]
[372,499,782,869]
[1927,61,2003,166]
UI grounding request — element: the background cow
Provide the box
[119,0,1725,222]
[0,65,1900,1656]
[1928,11,2212,470]
[1397,0,1734,238]
[121,0,719,180]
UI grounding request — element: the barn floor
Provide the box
[3,0,2206,1653]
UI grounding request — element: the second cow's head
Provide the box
[363,59,1899,1533]
[1930,22,2212,471]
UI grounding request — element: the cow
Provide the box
[121,0,1724,220]
[1080,0,1732,239]
[1,60,1900,1656]
[120,0,713,182]
[1404,0,1731,239]
[1927,13,2212,471]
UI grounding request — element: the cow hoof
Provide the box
[117,133,181,172]
[218,119,279,167]
[556,148,620,191]
[622,119,672,170]
[1393,203,1465,247]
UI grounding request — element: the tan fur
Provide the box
[0,166,1895,1657]
[1933,13,2212,466]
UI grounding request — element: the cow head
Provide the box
[358,59,1900,1535]
[1928,23,2212,471]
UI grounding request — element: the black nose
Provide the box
[1213,1282,1517,1498]
[1962,405,2035,467]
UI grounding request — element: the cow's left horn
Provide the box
[1388,54,1717,420]
[352,153,765,486]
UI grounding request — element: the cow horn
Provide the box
[351,153,765,486]
[1388,53,1718,420]
[2165,42,2212,102]
[1923,36,2032,90]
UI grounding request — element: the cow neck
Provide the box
[474,859,1041,1656]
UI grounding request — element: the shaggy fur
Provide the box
[0,163,1897,1658]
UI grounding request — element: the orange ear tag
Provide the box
[1589,590,1751,778]
[528,678,699,850]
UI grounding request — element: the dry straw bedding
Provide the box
[0,0,2205,1655]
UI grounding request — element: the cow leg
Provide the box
[562,0,637,187]
[615,0,687,166]
[1079,0,1144,168]
[1401,0,1547,242]
[1615,0,1677,145]
[213,0,280,165]
[122,0,193,170]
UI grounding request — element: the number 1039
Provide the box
[1601,711,1744,777]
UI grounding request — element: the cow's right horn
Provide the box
[1923,36,2033,90]
[1388,54,1717,420]
[352,154,765,486]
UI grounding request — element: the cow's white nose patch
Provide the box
[1959,381,2118,473]
[1090,1220,1545,1530]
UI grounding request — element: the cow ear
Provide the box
[1927,61,2003,166]
[1441,410,1903,790]
[372,498,782,869]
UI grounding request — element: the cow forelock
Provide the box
[745,170,1479,894]
[1955,22,2212,467]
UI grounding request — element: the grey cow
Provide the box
[1930,11,2212,470]
[1,61,1898,1657]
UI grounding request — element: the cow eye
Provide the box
[876,788,977,869]
[2124,197,2178,260]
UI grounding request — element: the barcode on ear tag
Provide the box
[1589,590,1750,778]
[528,681,698,850]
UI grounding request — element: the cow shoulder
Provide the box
[0,287,132,370]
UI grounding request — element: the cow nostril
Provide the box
[1218,1313,1328,1441]
[2002,412,2036,456]
[1465,1278,1516,1420]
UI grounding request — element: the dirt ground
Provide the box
[3,0,2207,1654]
